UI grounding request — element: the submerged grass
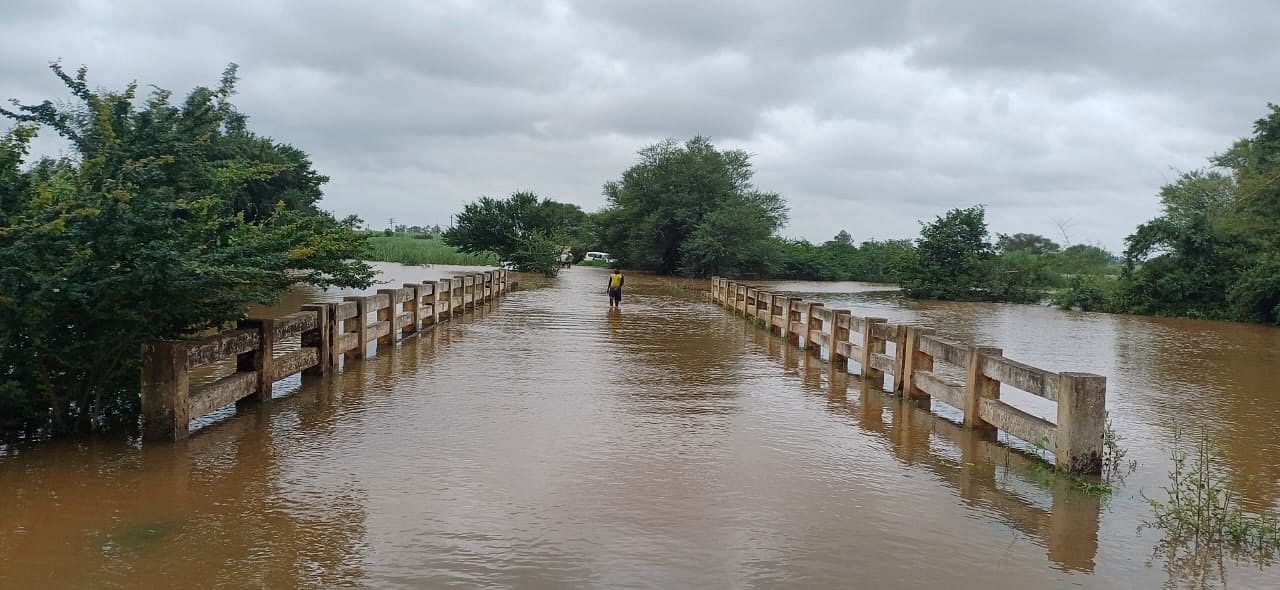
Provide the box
[364,236,499,266]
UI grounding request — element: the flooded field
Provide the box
[1,264,1278,589]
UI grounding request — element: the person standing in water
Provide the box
[606,267,624,308]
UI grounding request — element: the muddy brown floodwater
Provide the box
[2,264,1278,589]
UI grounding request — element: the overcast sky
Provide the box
[4,1,1278,251]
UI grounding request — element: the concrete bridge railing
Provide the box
[709,277,1107,474]
[141,270,510,441]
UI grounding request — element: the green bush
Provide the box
[0,64,373,437]
[1053,275,1121,312]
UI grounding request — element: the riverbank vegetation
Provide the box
[0,64,373,437]
[437,103,1278,325]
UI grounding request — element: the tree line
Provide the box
[448,107,1279,326]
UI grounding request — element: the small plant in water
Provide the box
[1143,430,1280,550]
[1141,429,1280,588]
[1102,412,1138,485]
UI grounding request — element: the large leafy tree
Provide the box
[442,191,585,275]
[0,63,373,436]
[599,136,788,276]
[900,205,996,300]
[1120,104,1280,324]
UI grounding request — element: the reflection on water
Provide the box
[0,265,1277,589]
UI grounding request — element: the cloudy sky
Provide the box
[4,0,1278,251]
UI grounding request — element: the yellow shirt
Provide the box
[608,273,623,288]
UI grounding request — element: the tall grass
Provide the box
[364,235,499,266]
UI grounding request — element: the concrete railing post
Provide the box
[343,296,368,359]
[439,278,452,319]
[787,297,803,347]
[901,326,934,399]
[803,302,824,354]
[141,341,191,441]
[861,317,887,387]
[377,290,398,346]
[236,318,275,403]
[301,304,330,377]
[424,281,440,326]
[755,290,770,324]
[1055,372,1107,474]
[891,324,909,393]
[401,284,420,336]
[830,309,851,372]
[963,346,1003,431]
[770,295,784,336]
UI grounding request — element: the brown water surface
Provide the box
[1,265,1278,589]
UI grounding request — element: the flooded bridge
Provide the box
[2,264,1278,589]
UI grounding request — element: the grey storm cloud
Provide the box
[3,0,1278,250]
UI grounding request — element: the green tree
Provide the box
[598,136,787,276]
[442,191,585,275]
[900,206,996,300]
[997,232,1061,255]
[0,63,373,437]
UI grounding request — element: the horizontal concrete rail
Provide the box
[708,276,1108,474]
[142,269,512,441]
[186,329,260,370]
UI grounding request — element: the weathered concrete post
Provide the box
[439,278,453,319]
[803,302,824,354]
[786,297,803,346]
[711,277,722,303]
[746,288,757,319]
[1055,372,1107,473]
[301,304,330,377]
[861,317,887,387]
[376,290,398,346]
[963,345,1004,431]
[830,309,851,373]
[401,285,419,337]
[423,281,439,326]
[770,294,784,336]
[141,341,191,441]
[236,318,275,403]
[901,326,934,399]
[891,324,909,393]
[343,296,368,359]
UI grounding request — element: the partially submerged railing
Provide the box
[710,277,1107,473]
[141,270,510,440]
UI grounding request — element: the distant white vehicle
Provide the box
[583,251,614,264]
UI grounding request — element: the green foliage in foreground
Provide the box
[364,235,498,266]
[0,63,373,437]
[443,191,586,276]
